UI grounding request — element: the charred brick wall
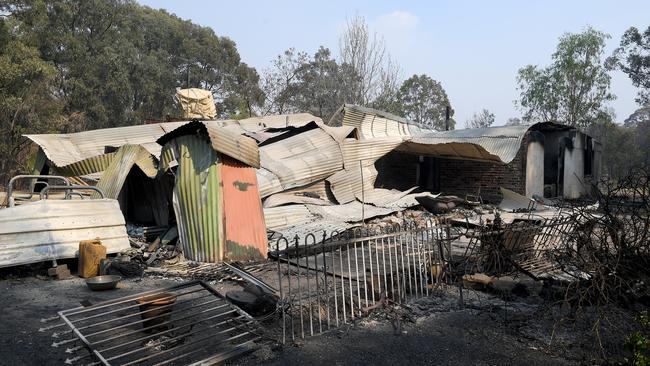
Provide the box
[437,133,529,203]
[373,133,530,204]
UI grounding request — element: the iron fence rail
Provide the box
[271,219,451,343]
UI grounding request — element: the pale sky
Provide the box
[138,0,648,125]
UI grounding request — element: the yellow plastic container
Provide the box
[78,239,107,278]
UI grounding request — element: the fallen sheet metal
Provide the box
[499,186,552,212]
[340,136,403,169]
[306,201,399,223]
[341,104,432,139]
[0,198,129,268]
[94,145,157,199]
[327,165,378,204]
[263,193,333,208]
[263,204,316,231]
[259,125,343,190]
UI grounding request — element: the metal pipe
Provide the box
[7,175,70,207]
[40,185,105,200]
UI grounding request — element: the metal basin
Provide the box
[86,275,121,291]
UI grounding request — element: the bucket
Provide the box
[136,293,177,332]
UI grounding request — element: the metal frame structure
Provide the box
[56,281,260,366]
[270,219,451,343]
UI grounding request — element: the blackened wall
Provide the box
[374,134,530,204]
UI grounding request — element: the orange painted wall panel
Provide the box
[219,155,268,260]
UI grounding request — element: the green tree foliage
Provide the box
[588,112,643,179]
[292,47,354,119]
[465,109,495,129]
[395,74,455,130]
[262,47,357,121]
[609,26,650,106]
[0,17,63,183]
[516,27,615,129]
[2,0,263,130]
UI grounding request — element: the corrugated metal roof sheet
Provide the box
[327,165,378,204]
[256,168,283,198]
[170,135,224,262]
[25,122,188,168]
[264,204,316,230]
[263,193,333,208]
[341,104,433,139]
[94,145,155,199]
[401,124,532,164]
[0,199,129,268]
[259,126,343,190]
[203,122,260,168]
[340,137,403,168]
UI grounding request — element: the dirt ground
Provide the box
[0,259,592,366]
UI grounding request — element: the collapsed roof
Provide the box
[22,105,586,254]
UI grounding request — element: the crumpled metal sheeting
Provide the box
[403,124,532,164]
[264,204,316,231]
[25,122,188,168]
[356,187,418,207]
[259,127,343,190]
[326,165,378,204]
[342,104,433,139]
[306,201,400,223]
[340,137,403,168]
[54,152,116,177]
[280,179,331,201]
[263,192,334,208]
[256,168,283,198]
[202,121,261,168]
[92,144,159,200]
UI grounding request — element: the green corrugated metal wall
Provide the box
[170,135,223,262]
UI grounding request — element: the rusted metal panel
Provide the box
[0,199,129,268]
[220,155,267,261]
[170,135,224,263]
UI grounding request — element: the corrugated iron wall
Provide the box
[170,135,224,262]
[219,155,267,261]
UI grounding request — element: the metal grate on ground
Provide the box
[57,281,261,366]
